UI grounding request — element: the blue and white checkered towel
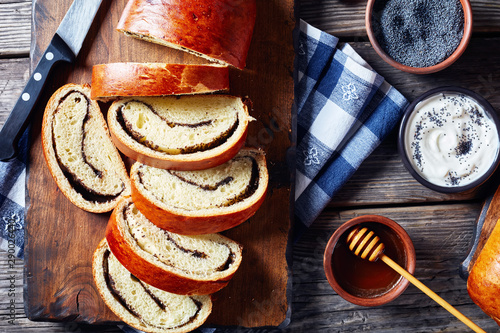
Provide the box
[295,20,408,232]
[0,129,28,259]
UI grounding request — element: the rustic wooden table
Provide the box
[1,0,500,332]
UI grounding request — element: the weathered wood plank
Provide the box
[213,204,499,332]
[299,0,500,37]
[288,204,499,332]
[0,0,31,57]
[0,57,30,127]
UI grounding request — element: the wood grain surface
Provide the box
[24,0,294,328]
[0,0,31,57]
[2,0,500,332]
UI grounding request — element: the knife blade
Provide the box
[0,0,103,162]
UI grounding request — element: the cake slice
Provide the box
[130,148,268,235]
[106,197,243,295]
[107,95,253,170]
[93,239,212,333]
[116,0,256,69]
[41,83,130,213]
[90,63,229,102]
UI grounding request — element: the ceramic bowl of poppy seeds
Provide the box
[366,0,472,74]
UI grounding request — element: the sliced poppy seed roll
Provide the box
[92,239,212,333]
[107,95,253,170]
[130,148,268,235]
[105,197,243,295]
[41,83,130,213]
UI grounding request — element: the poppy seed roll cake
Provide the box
[130,148,268,235]
[41,83,130,213]
[116,0,257,69]
[106,197,243,295]
[107,95,253,170]
[92,239,212,333]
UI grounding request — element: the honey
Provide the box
[331,222,407,298]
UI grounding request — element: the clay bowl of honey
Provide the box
[323,215,416,307]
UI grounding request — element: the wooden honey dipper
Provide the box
[347,226,485,333]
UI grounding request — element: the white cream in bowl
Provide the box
[404,92,499,187]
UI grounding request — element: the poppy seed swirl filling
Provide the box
[116,98,240,155]
[102,249,203,329]
[137,156,259,210]
[51,91,125,202]
[121,203,236,275]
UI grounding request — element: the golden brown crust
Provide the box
[116,0,257,69]
[41,83,131,213]
[467,218,500,325]
[90,63,230,101]
[107,95,251,171]
[105,198,242,295]
[130,148,268,235]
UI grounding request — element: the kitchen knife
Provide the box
[0,0,103,162]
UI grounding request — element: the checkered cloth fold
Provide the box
[0,129,28,259]
[295,20,408,232]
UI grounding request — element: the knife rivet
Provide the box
[22,93,30,101]
[45,52,54,61]
[34,73,42,81]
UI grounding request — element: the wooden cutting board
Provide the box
[25,0,294,327]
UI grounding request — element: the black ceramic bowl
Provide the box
[398,86,500,193]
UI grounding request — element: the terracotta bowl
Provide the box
[365,0,473,74]
[323,215,416,307]
[398,86,500,194]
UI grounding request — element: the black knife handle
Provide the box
[0,34,75,162]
